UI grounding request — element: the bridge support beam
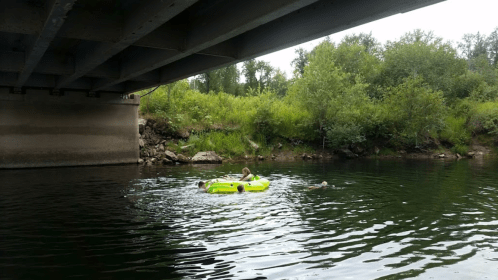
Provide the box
[0,89,140,169]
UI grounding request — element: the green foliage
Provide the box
[243,59,274,92]
[192,65,240,95]
[186,131,247,158]
[468,54,498,85]
[341,32,382,56]
[452,144,469,155]
[140,80,313,144]
[449,71,487,101]
[451,98,474,118]
[381,78,447,146]
[469,101,498,135]
[293,144,315,155]
[469,82,498,102]
[268,69,288,96]
[326,123,365,148]
[252,91,278,141]
[440,116,471,147]
[292,48,310,78]
[138,29,498,157]
[380,31,467,96]
[334,39,381,85]
[489,27,498,67]
[288,41,350,134]
[378,147,397,156]
[458,32,489,61]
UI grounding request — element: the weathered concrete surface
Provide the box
[0,0,444,93]
[0,89,140,168]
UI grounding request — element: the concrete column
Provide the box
[0,88,140,168]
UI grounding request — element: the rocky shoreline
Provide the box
[138,118,224,165]
[137,118,496,166]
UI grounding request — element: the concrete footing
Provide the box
[0,88,140,169]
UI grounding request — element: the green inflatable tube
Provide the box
[206,176,270,193]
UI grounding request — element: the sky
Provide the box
[249,0,498,78]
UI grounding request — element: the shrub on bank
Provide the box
[137,75,496,157]
[469,101,498,136]
[139,81,317,156]
[184,131,247,158]
[440,116,471,147]
[380,78,447,147]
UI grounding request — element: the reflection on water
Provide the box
[1,160,498,279]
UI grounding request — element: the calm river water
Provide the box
[1,159,498,279]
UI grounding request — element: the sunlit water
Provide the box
[1,159,498,279]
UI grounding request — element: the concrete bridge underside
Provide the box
[0,0,444,168]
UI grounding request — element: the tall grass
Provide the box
[469,101,498,136]
[439,116,471,146]
[185,131,247,158]
[138,81,314,142]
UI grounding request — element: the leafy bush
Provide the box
[439,116,471,146]
[326,123,365,149]
[380,36,466,94]
[381,77,447,146]
[469,101,498,135]
[469,83,498,102]
[135,31,498,157]
[450,71,486,101]
[451,144,469,155]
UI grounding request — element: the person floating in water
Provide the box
[308,181,330,190]
[198,181,208,192]
[239,167,254,181]
[237,184,245,193]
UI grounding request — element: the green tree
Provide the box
[268,69,288,97]
[380,31,466,96]
[450,70,487,100]
[193,65,240,94]
[488,27,498,66]
[458,32,489,62]
[288,41,375,148]
[382,77,447,146]
[243,59,274,93]
[291,48,310,78]
[194,70,221,93]
[341,32,381,55]
[219,65,240,95]
[385,30,442,49]
[334,38,382,85]
[256,61,274,90]
[243,59,259,92]
[468,54,498,85]
[288,41,348,140]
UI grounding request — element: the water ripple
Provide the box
[1,160,498,279]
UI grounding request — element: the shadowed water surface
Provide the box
[1,159,498,279]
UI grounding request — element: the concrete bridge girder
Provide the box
[0,0,444,94]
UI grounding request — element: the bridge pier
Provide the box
[0,88,140,169]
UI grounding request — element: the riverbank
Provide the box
[137,117,497,165]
